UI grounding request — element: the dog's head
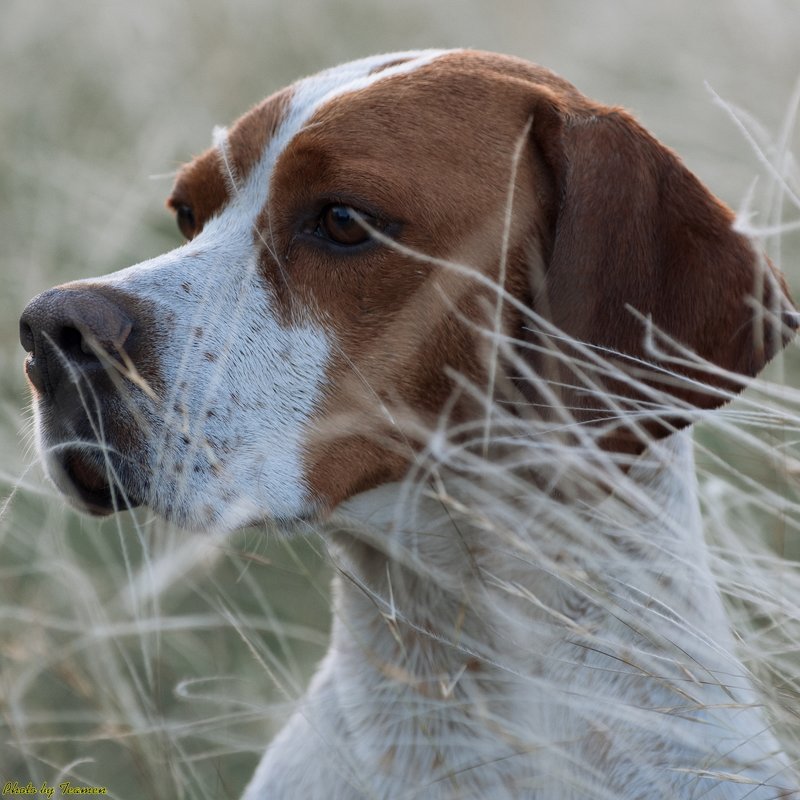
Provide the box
[19,50,796,529]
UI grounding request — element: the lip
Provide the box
[62,452,117,516]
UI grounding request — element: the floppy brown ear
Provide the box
[522,90,797,453]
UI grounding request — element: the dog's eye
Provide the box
[175,204,197,240]
[317,205,373,246]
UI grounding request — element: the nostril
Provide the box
[19,319,35,355]
[58,324,95,361]
[20,287,136,397]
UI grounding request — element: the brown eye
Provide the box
[318,205,372,246]
[175,204,196,240]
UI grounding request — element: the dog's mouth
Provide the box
[61,451,118,516]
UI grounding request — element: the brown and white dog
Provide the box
[19,50,799,798]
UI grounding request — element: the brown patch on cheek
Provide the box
[301,225,541,512]
[304,251,537,511]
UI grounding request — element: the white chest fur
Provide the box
[241,433,795,799]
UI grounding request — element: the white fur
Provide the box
[66,234,328,527]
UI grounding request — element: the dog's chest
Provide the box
[249,599,787,800]
[242,443,794,800]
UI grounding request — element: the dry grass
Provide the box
[2,1,800,796]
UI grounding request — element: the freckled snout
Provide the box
[19,287,134,397]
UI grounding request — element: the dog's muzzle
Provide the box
[20,286,146,515]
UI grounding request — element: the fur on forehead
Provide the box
[165,50,455,233]
[172,48,590,201]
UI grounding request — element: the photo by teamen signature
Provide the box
[2,782,107,797]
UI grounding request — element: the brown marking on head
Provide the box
[163,50,794,513]
[166,87,293,240]
[225,86,293,184]
[166,147,229,240]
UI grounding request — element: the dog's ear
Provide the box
[520,89,797,453]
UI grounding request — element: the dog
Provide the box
[20,50,799,798]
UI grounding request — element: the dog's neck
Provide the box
[324,432,758,785]
[332,430,725,668]
[245,431,791,799]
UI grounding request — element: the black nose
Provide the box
[20,287,133,396]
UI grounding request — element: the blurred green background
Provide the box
[2,1,800,797]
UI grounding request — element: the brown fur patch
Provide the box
[262,53,557,507]
[166,87,293,238]
[166,148,229,239]
[226,87,293,184]
[255,50,793,508]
